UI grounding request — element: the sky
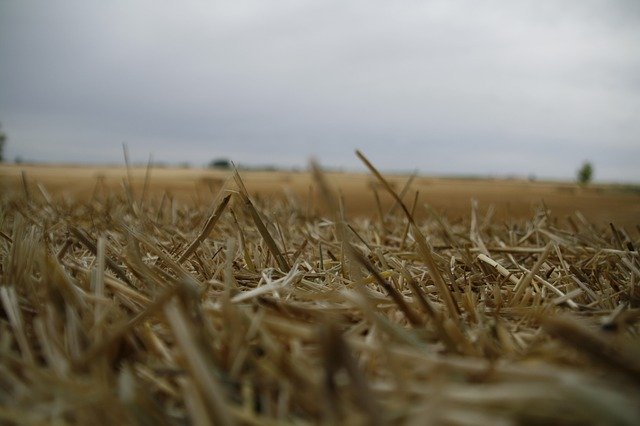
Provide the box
[0,0,639,182]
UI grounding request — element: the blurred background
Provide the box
[0,0,639,182]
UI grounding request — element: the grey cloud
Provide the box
[1,0,639,181]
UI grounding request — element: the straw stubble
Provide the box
[0,152,639,424]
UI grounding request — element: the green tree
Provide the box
[0,122,6,162]
[577,161,593,185]
[208,158,231,169]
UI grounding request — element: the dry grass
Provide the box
[2,163,640,229]
[1,153,639,425]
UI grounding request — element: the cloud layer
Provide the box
[1,0,639,181]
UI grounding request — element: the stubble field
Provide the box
[1,159,639,424]
[2,163,639,228]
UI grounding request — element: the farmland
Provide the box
[2,163,639,228]
[1,159,639,424]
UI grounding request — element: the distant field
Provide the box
[1,163,639,230]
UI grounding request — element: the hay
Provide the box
[1,153,639,425]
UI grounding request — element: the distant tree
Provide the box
[0,122,6,162]
[577,161,594,185]
[208,158,231,169]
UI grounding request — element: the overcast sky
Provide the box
[1,1,639,181]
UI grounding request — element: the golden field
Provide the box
[1,163,639,229]
[1,158,639,424]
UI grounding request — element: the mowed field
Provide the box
[2,161,640,424]
[1,163,639,230]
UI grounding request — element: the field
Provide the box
[1,158,639,424]
[2,163,639,228]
